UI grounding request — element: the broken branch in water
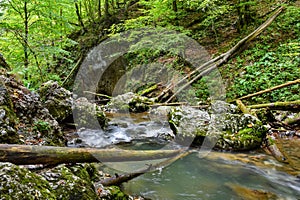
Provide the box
[100,150,191,186]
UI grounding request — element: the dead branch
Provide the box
[237,79,300,101]
[247,100,300,111]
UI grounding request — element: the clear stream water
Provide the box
[123,152,300,200]
[70,113,300,200]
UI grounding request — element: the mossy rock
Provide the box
[40,164,98,200]
[106,92,153,113]
[168,101,267,150]
[0,162,56,200]
[0,106,19,143]
[38,81,73,123]
[215,114,267,150]
[107,186,129,200]
[73,97,107,129]
[0,78,19,143]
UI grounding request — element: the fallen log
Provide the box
[236,79,300,101]
[247,100,300,111]
[0,144,183,165]
[157,7,283,103]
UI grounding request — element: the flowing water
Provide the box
[69,112,300,199]
[123,151,300,199]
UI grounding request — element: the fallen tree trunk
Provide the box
[236,79,300,101]
[157,7,283,103]
[0,144,183,165]
[247,100,300,111]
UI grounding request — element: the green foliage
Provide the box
[226,41,300,103]
[225,5,300,103]
[33,120,51,134]
[0,0,78,89]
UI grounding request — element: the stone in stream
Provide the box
[105,92,154,113]
[168,101,268,150]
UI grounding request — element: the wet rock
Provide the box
[0,162,56,200]
[106,92,154,113]
[0,73,65,146]
[73,97,107,129]
[38,81,73,123]
[168,101,267,150]
[40,164,98,200]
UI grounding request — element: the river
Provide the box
[69,112,300,199]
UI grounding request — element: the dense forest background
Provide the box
[0,0,299,104]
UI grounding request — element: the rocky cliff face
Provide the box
[0,70,65,146]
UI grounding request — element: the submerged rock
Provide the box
[168,101,267,150]
[38,81,73,123]
[0,73,65,146]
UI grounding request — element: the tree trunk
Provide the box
[24,1,29,68]
[75,1,86,32]
[0,144,183,165]
[98,0,102,19]
[172,0,177,12]
[105,0,109,17]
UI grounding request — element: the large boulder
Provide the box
[0,162,56,200]
[168,101,267,150]
[0,162,131,199]
[106,92,154,113]
[73,97,107,129]
[38,81,73,123]
[0,73,65,146]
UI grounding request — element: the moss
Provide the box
[0,163,56,200]
[41,164,97,200]
[107,186,129,200]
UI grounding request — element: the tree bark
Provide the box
[0,144,183,165]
